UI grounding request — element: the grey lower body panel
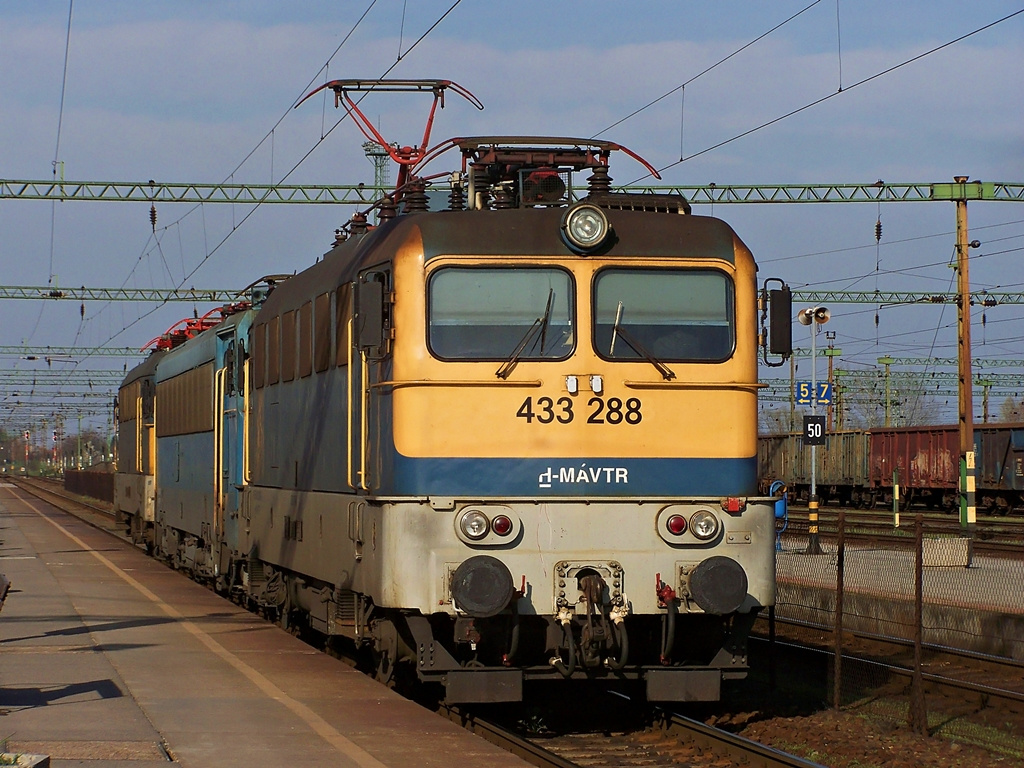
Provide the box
[444,669,523,704]
[645,669,722,702]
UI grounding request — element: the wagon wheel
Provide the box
[899,488,915,511]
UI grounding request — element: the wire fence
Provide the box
[771,513,1024,751]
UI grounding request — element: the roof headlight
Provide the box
[689,510,720,541]
[561,203,609,253]
[459,510,490,540]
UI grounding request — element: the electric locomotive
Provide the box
[114,79,792,704]
[113,348,163,547]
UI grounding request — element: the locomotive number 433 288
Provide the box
[516,396,643,425]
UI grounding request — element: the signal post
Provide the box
[798,306,830,555]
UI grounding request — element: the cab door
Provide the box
[216,327,246,576]
[351,266,392,492]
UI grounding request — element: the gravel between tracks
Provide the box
[735,709,1022,767]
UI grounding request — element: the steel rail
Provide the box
[440,707,581,768]
[759,638,1024,705]
[758,614,1024,674]
[781,523,1024,558]
[446,704,827,768]
[658,711,826,768]
[11,476,113,520]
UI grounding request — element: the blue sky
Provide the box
[2,1,1023,431]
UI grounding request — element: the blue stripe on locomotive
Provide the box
[383,453,757,497]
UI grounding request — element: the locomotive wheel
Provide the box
[374,650,395,686]
[371,619,399,687]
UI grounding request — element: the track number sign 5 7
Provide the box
[803,415,826,445]
[796,381,832,405]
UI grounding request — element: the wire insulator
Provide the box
[150,204,157,232]
[875,219,882,242]
[80,302,85,319]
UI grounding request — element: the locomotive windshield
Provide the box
[429,266,574,360]
[593,268,734,362]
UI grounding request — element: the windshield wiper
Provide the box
[609,302,675,380]
[496,290,555,379]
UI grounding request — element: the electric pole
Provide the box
[954,176,977,553]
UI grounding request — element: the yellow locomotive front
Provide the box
[348,138,791,702]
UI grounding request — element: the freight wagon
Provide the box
[758,423,1024,513]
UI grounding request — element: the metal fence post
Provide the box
[833,507,845,710]
[908,513,928,734]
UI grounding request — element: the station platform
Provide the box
[0,483,532,768]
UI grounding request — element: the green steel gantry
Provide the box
[4,284,1024,305]
[3,179,1023,204]
[0,345,144,358]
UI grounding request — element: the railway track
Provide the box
[445,703,827,768]
[753,629,1024,707]
[9,475,117,529]
[781,506,1024,557]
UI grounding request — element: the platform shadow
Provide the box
[0,678,123,709]
[1,614,176,643]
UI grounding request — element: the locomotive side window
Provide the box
[428,267,574,360]
[593,269,734,362]
[298,301,313,378]
[253,323,265,389]
[335,284,352,367]
[267,316,280,385]
[281,310,296,382]
[314,292,331,372]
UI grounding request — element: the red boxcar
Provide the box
[869,426,959,509]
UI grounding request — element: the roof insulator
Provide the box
[405,179,429,213]
[350,212,368,235]
[587,165,612,196]
[378,197,397,221]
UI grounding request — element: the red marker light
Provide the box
[666,514,687,535]
[492,515,514,536]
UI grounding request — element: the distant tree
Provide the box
[998,396,1024,423]
[840,388,948,429]
[758,403,793,435]
[60,429,110,468]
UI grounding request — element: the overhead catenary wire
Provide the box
[24,0,76,350]
[835,0,844,91]
[591,0,823,139]
[92,0,466,350]
[630,7,1024,182]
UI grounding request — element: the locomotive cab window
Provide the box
[594,268,734,362]
[428,267,575,360]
